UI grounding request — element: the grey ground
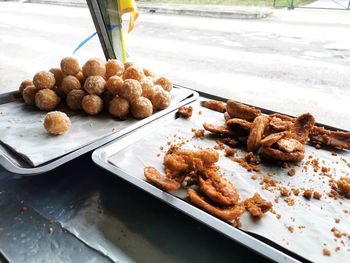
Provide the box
[0,1,349,129]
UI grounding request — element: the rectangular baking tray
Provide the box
[92,91,349,263]
[0,85,198,175]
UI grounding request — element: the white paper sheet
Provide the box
[0,88,192,166]
[108,105,350,263]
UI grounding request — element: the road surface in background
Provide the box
[0,2,349,129]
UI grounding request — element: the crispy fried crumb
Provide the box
[251,175,258,180]
[323,248,331,256]
[315,144,321,149]
[225,147,236,157]
[287,226,294,233]
[335,247,340,252]
[291,188,300,196]
[177,106,193,118]
[288,169,296,176]
[311,159,320,172]
[263,176,277,187]
[303,189,313,199]
[244,152,259,165]
[230,157,261,173]
[336,177,350,198]
[313,191,322,200]
[331,152,337,156]
[192,128,205,139]
[282,162,289,168]
[335,218,340,223]
[244,193,272,218]
[280,187,290,197]
[156,153,160,157]
[284,197,295,206]
[214,140,225,150]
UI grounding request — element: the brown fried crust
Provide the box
[276,138,305,153]
[177,106,193,118]
[269,117,294,132]
[269,113,295,122]
[247,115,270,152]
[260,131,291,147]
[202,100,226,113]
[203,123,236,136]
[226,100,261,121]
[260,146,305,162]
[309,126,350,150]
[292,113,315,144]
[187,189,245,221]
[144,167,181,191]
[226,118,252,131]
[244,193,272,218]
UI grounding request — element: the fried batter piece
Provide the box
[269,113,295,123]
[226,118,252,132]
[276,138,305,153]
[244,193,273,218]
[144,167,181,191]
[202,100,226,113]
[187,189,245,221]
[269,117,294,132]
[203,123,236,137]
[291,113,315,144]
[226,100,261,121]
[199,170,239,206]
[247,115,270,152]
[177,106,193,119]
[309,126,350,150]
[224,112,231,122]
[335,177,350,198]
[260,131,291,147]
[260,146,305,162]
[222,137,239,147]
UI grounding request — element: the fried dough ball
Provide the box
[131,97,153,119]
[82,58,106,78]
[143,68,155,78]
[140,78,156,99]
[106,76,123,97]
[151,90,171,110]
[60,57,80,76]
[22,86,38,106]
[124,61,135,70]
[75,71,86,85]
[106,59,124,79]
[146,76,157,83]
[49,68,64,87]
[82,94,103,115]
[61,75,81,94]
[35,89,61,111]
[52,86,66,99]
[44,111,71,135]
[83,76,106,95]
[155,77,173,92]
[109,97,130,119]
[33,71,56,90]
[122,65,144,81]
[19,80,33,95]
[66,89,86,111]
[119,79,142,101]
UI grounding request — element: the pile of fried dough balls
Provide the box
[19,57,173,135]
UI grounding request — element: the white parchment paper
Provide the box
[108,105,350,263]
[0,88,192,166]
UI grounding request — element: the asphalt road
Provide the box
[0,2,349,129]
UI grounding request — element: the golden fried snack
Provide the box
[75,71,86,85]
[143,68,155,78]
[188,189,245,221]
[203,123,236,137]
[124,61,135,70]
[49,68,64,87]
[106,76,123,97]
[276,138,304,153]
[82,94,103,115]
[33,71,56,90]
[260,146,304,162]
[61,75,81,94]
[105,59,124,79]
[60,57,80,76]
[177,106,193,118]
[226,100,261,121]
[309,126,350,150]
[244,193,272,218]
[82,58,106,78]
[119,79,142,101]
[291,113,315,144]
[155,77,173,92]
[131,97,153,119]
[108,97,130,119]
[139,78,156,99]
[44,111,71,135]
[144,167,181,191]
[247,115,270,152]
[122,65,144,81]
[151,90,171,110]
[260,131,291,147]
[35,89,61,111]
[226,118,252,131]
[202,100,226,113]
[66,89,86,111]
[19,80,33,95]
[269,117,293,132]
[22,86,38,106]
[83,76,106,95]
[269,113,295,122]
[335,177,350,198]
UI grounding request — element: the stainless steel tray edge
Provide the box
[0,87,199,175]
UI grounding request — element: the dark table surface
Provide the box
[0,152,270,263]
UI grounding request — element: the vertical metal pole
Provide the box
[288,0,295,10]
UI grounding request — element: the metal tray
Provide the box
[0,86,198,175]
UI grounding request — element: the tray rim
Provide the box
[0,86,199,175]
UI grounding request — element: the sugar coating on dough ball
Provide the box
[106,76,123,97]
[151,90,171,110]
[22,86,38,106]
[139,78,156,99]
[33,71,56,90]
[109,97,130,119]
[124,61,135,70]
[49,68,64,87]
[44,111,71,135]
[131,97,153,119]
[122,65,144,81]
[84,76,106,95]
[119,79,142,102]
[155,77,173,92]
[66,89,86,111]
[61,75,81,94]
[82,58,106,78]
[143,68,155,78]
[82,94,103,115]
[35,89,61,111]
[75,71,86,85]
[19,80,33,95]
[60,57,80,76]
[106,59,124,79]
